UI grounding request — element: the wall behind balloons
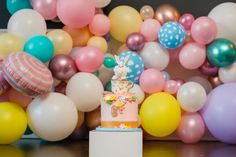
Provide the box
[1,0,236,28]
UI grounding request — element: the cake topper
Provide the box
[111,55,134,94]
[112,55,131,80]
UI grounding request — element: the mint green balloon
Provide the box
[24,36,54,63]
[207,38,236,67]
[7,0,32,15]
[103,56,117,68]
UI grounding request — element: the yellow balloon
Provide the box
[140,92,181,137]
[109,6,142,42]
[0,145,24,157]
[47,29,73,55]
[0,33,23,59]
[0,102,27,144]
[87,36,108,53]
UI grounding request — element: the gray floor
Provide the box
[0,140,233,157]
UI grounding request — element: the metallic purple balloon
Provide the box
[49,54,78,80]
[199,60,218,77]
[0,70,10,96]
[54,81,67,95]
[179,13,195,30]
[126,32,145,51]
[174,78,185,89]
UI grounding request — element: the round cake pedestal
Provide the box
[89,129,143,157]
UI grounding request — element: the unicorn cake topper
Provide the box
[111,55,133,94]
[112,55,131,80]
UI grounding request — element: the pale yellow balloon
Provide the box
[47,29,73,55]
[109,6,142,42]
[0,33,23,59]
[87,36,108,53]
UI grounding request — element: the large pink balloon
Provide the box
[140,19,161,42]
[57,0,95,28]
[191,16,217,45]
[31,0,57,20]
[139,68,165,94]
[75,46,104,72]
[179,42,206,69]
[177,112,205,144]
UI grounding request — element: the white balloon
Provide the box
[177,82,207,112]
[66,72,104,112]
[208,2,236,44]
[129,84,145,104]
[27,92,78,141]
[187,76,213,94]
[140,42,169,70]
[219,62,236,83]
[92,0,111,8]
[7,9,47,41]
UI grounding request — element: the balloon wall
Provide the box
[1,0,236,145]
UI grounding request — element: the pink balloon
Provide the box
[191,16,217,45]
[31,0,57,20]
[75,46,104,72]
[179,42,206,69]
[139,68,165,94]
[0,92,9,102]
[8,88,32,108]
[57,0,95,28]
[169,46,182,64]
[140,19,161,42]
[89,14,110,36]
[177,112,205,144]
[69,47,81,60]
[179,13,195,30]
[164,80,178,94]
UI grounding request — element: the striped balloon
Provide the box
[2,52,53,96]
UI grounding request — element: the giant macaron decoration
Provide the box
[2,52,53,96]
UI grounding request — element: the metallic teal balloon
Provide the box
[105,81,112,92]
[103,56,117,68]
[207,38,236,67]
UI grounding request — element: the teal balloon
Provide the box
[104,56,117,68]
[24,126,33,135]
[105,81,112,92]
[24,35,54,63]
[207,38,236,67]
[7,0,32,15]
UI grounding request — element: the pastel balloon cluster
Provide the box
[1,0,236,145]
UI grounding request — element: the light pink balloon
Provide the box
[179,13,195,30]
[69,47,81,60]
[57,0,95,28]
[191,16,217,45]
[177,112,205,144]
[179,42,206,69]
[89,14,110,36]
[75,46,104,72]
[164,80,178,94]
[139,68,165,94]
[140,19,161,42]
[31,0,57,20]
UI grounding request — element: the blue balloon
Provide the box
[7,0,32,15]
[158,21,186,49]
[24,36,54,63]
[119,51,144,83]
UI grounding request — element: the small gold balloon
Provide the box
[140,5,154,20]
[155,4,180,25]
[208,76,223,88]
